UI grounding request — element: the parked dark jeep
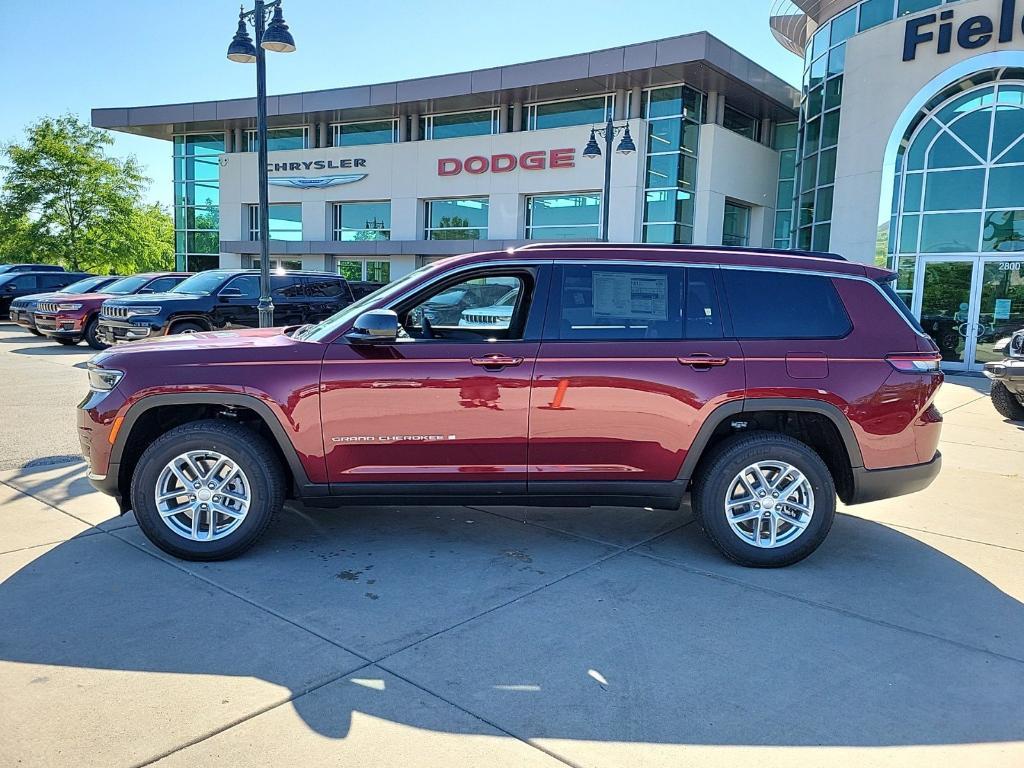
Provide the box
[97,270,354,344]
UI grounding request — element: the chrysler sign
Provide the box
[438,148,576,176]
[266,157,368,188]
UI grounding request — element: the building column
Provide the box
[760,118,773,147]
[497,104,509,133]
[234,127,244,152]
[512,103,523,132]
[398,116,408,142]
[223,129,233,153]
[319,120,330,148]
[614,89,626,120]
[410,114,421,141]
[629,87,642,119]
[705,91,719,124]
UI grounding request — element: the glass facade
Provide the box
[248,203,303,241]
[245,127,309,152]
[773,122,798,249]
[336,260,392,282]
[525,194,601,240]
[425,198,489,239]
[723,202,752,246]
[421,110,499,140]
[723,105,760,141]
[641,85,703,244]
[331,120,397,146]
[526,95,613,130]
[333,202,391,241]
[173,133,224,271]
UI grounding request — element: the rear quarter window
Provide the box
[305,277,346,298]
[722,269,852,339]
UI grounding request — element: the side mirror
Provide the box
[346,309,399,344]
[218,287,243,300]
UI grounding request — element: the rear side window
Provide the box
[552,264,722,340]
[305,276,345,298]
[271,275,304,298]
[877,280,925,333]
[722,270,851,339]
[40,274,72,289]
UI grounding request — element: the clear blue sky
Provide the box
[0,0,802,207]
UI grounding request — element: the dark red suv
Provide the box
[78,245,943,567]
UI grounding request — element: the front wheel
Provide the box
[54,337,79,346]
[168,321,205,335]
[692,431,836,568]
[130,419,285,561]
[84,317,109,350]
[991,381,1024,421]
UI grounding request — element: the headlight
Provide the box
[127,306,161,317]
[56,303,83,311]
[88,365,125,391]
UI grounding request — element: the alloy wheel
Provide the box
[154,450,251,541]
[723,460,814,549]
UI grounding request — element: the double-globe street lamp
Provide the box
[227,1,296,327]
[582,120,636,242]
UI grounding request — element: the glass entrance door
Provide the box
[914,257,1024,371]
[915,258,977,370]
[974,259,1024,367]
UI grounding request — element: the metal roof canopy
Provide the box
[92,32,799,140]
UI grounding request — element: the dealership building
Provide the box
[94,0,1024,371]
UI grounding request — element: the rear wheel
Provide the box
[28,328,42,337]
[692,431,836,567]
[991,381,1024,421]
[130,419,285,561]
[169,321,205,335]
[83,317,108,350]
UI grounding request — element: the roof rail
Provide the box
[512,242,847,261]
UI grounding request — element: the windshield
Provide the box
[170,271,231,295]
[104,275,151,295]
[60,276,111,294]
[297,264,435,342]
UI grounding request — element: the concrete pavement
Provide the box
[1,322,1023,767]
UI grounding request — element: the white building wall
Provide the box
[693,125,780,247]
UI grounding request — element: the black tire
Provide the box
[991,381,1024,421]
[54,337,79,346]
[83,316,109,350]
[130,419,285,561]
[168,321,206,335]
[28,328,42,337]
[692,431,836,568]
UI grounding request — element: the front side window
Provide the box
[248,203,303,241]
[526,194,600,240]
[144,276,185,293]
[421,110,498,140]
[106,275,154,295]
[553,264,722,341]
[222,275,260,299]
[425,198,488,240]
[333,202,390,241]
[722,270,851,338]
[527,96,612,130]
[403,273,530,341]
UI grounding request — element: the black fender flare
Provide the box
[109,392,325,499]
[676,397,864,482]
[165,314,213,333]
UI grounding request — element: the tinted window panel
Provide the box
[306,277,345,298]
[224,275,260,299]
[145,276,183,293]
[723,270,851,338]
[271,275,305,298]
[554,265,723,340]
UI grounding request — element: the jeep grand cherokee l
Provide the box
[97,270,354,344]
[79,245,943,567]
[34,273,192,349]
[9,275,120,334]
[0,271,92,316]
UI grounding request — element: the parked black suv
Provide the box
[0,271,92,315]
[98,269,355,343]
[0,263,65,275]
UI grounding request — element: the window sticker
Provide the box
[592,271,668,320]
[994,298,1012,320]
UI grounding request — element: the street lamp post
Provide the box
[582,119,636,242]
[227,1,296,328]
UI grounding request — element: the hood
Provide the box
[35,291,114,307]
[10,291,67,307]
[102,291,200,307]
[92,326,304,363]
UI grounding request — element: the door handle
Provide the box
[471,355,524,369]
[678,354,729,370]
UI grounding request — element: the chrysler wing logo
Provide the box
[269,174,367,189]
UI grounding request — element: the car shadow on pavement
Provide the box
[2,501,1023,754]
[9,345,92,357]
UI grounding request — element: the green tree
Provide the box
[0,114,173,272]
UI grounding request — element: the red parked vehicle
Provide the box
[34,272,191,349]
[78,245,943,566]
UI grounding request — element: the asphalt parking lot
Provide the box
[1,321,1023,767]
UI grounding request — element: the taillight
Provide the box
[886,353,942,373]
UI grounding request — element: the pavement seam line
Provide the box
[130,661,376,768]
[937,438,1024,453]
[629,547,1024,666]
[870,520,1024,554]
